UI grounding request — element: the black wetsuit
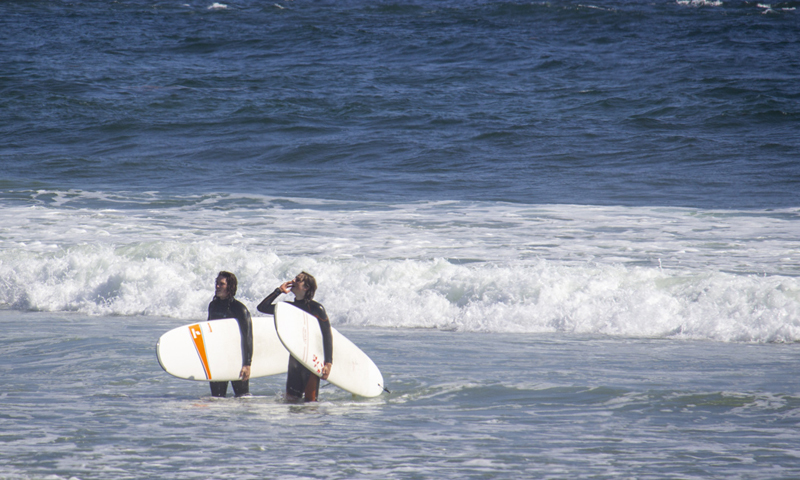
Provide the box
[207,296,253,397]
[257,289,332,400]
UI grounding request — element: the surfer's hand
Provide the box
[240,365,251,381]
[279,281,293,294]
[321,362,332,380]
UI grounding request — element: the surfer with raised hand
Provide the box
[257,272,332,402]
[207,271,253,398]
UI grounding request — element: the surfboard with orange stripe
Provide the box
[156,318,289,382]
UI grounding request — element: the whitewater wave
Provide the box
[1,242,798,343]
[2,192,797,342]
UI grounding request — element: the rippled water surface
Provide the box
[3,312,799,479]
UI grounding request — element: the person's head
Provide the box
[291,271,317,301]
[215,271,238,299]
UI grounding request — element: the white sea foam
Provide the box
[677,0,723,6]
[1,192,798,342]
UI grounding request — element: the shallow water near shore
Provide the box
[2,311,799,479]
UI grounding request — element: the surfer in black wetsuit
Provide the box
[257,271,332,402]
[207,271,253,398]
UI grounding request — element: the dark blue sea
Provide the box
[2,1,800,479]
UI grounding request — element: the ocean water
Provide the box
[3,312,800,479]
[2,0,800,478]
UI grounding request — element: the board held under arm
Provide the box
[156,317,289,381]
[274,302,386,398]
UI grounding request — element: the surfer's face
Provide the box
[215,277,229,299]
[290,277,308,300]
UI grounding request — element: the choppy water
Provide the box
[1,1,799,478]
[2,0,799,207]
[3,312,800,480]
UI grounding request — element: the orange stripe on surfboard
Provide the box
[189,324,212,380]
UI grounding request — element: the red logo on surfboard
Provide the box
[312,354,323,374]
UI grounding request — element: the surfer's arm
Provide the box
[318,314,333,380]
[319,319,333,366]
[237,303,253,368]
[314,304,334,371]
[301,301,334,378]
[256,288,283,315]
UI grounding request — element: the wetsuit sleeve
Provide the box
[256,288,283,315]
[235,302,253,367]
[319,319,333,365]
[312,303,333,365]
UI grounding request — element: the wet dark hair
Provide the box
[296,271,317,301]
[217,271,238,298]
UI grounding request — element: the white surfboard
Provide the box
[156,317,289,381]
[274,302,385,398]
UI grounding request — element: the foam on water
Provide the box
[3,311,799,480]
[1,191,798,342]
[677,0,723,7]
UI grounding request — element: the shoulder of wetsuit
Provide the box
[231,299,251,319]
[207,297,228,320]
[309,301,328,321]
